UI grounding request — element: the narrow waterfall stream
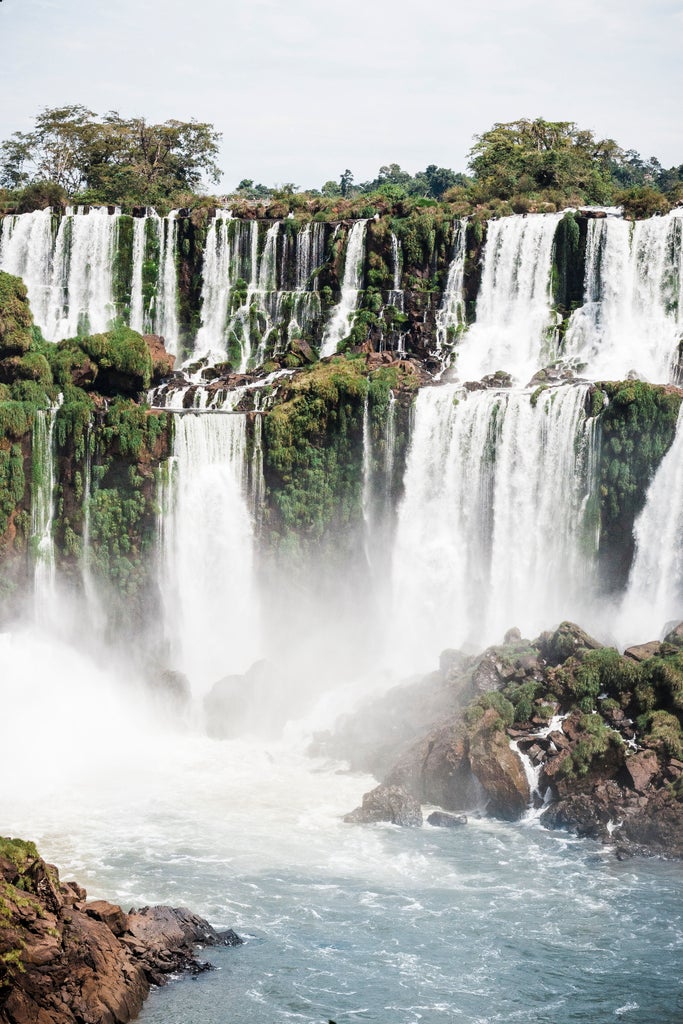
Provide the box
[320,220,368,357]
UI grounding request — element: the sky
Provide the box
[1,0,682,192]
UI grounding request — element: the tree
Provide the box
[468,118,621,204]
[0,106,222,205]
[340,169,354,196]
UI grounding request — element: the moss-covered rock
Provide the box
[0,273,33,356]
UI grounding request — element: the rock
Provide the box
[143,334,175,384]
[537,622,603,665]
[664,621,683,647]
[467,709,530,819]
[426,811,467,827]
[472,654,503,693]
[504,627,522,645]
[624,641,661,662]
[624,750,659,793]
[289,337,315,364]
[344,784,423,827]
[0,838,241,1024]
[384,720,477,811]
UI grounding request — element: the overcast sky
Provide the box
[1,0,682,191]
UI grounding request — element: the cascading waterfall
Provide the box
[455,212,564,383]
[320,219,367,358]
[31,402,61,621]
[435,218,467,357]
[0,208,55,330]
[618,405,683,642]
[128,212,159,335]
[194,210,234,359]
[160,411,262,691]
[391,382,597,668]
[154,211,179,355]
[563,210,683,382]
[0,206,119,340]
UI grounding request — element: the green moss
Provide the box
[262,359,369,547]
[79,324,153,392]
[0,837,39,868]
[596,381,683,589]
[637,710,683,759]
[0,273,34,356]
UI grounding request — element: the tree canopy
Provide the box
[0,105,222,208]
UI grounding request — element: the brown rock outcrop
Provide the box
[0,839,241,1024]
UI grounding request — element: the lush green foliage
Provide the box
[0,273,34,356]
[1,105,221,210]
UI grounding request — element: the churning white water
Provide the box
[320,220,367,358]
[564,210,683,383]
[0,627,681,1024]
[391,382,597,667]
[455,213,564,384]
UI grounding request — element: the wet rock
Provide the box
[426,811,467,828]
[344,784,423,827]
[504,627,522,645]
[384,720,476,811]
[143,333,175,384]
[664,621,683,647]
[468,709,529,819]
[624,750,659,793]
[536,621,603,666]
[0,839,241,1024]
[472,654,503,693]
[624,641,661,663]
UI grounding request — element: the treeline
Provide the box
[1,110,682,220]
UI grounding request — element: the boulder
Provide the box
[624,641,661,663]
[468,708,530,819]
[384,720,476,810]
[537,621,603,666]
[344,784,423,827]
[143,334,175,384]
[624,750,659,793]
[426,811,467,828]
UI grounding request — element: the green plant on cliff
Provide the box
[78,324,153,393]
[596,381,683,588]
[0,273,34,356]
[263,359,369,547]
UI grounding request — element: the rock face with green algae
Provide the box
[334,622,683,857]
[0,838,241,1024]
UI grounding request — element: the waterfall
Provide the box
[455,213,564,384]
[154,211,179,355]
[31,402,60,621]
[0,208,55,330]
[435,218,467,357]
[0,206,119,341]
[161,411,262,691]
[194,211,234,359]
[564,210,683,383]
[320,220,368,358]
[128,213,153,334]
[618,406,683,642]
[391,382,597,667]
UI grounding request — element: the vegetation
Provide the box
[2,111,681,219]
[1,105,221,212]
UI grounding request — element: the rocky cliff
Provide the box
[0,838,241,1024]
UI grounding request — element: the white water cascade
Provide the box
[455,213,564,384]
[618,406,683,643]
[0,206,119,340]
[194,211,235,360]
[154,211,179,355]
[391,382,597,668]
[31,402,60,622]
[161,412,262,691]
[435,218,468,358]
[129,211,160,335]
[563,210,683,382]
[320,219,368,358]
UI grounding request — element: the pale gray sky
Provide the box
[1,0,682,191]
